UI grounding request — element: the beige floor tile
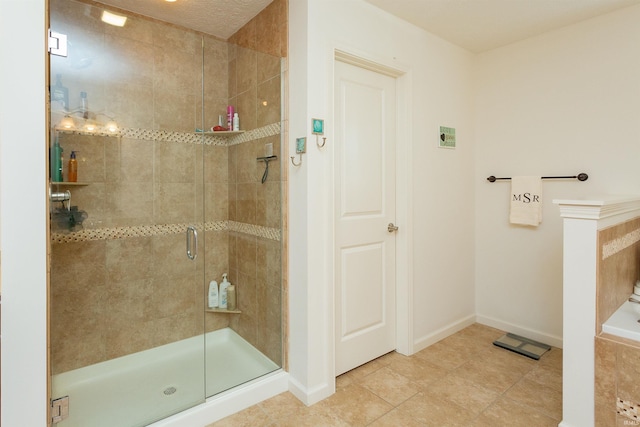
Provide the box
[453,347,536,394]
[387,355,448,389]
[414,340,472,370]
[316,383,394,426]
[504,377,563,421]
[397,391,475,426]
[471,396,559,427]
[426,373,500,415]
[538,347,563,371]
[359,366,420,406]
[276,405,351,427]
[368,408,426,427]
[207,405,273,427]
[524,363,562,392]
[459,358,523,391]
[344,357,388,381]
[258,391,307,419]
[212,323,563,427]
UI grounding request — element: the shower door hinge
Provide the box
[48,29,68,57]
[51,396,69,424]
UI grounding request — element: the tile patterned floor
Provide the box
[208,323,562,427]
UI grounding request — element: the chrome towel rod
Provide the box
[486,173,588,182]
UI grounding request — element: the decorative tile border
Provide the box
[52,122,283,244]
[226,123,281,146]
[617,398,640,423]
[51,220,280,244]
[120,122,281,147]
[602,228,640,260]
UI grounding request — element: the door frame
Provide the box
[330,48,413,377]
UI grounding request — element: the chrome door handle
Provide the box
[186,226,198,260]
[387,223,399,233]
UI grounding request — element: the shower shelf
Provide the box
[206,308,242,314]
[196,130,245,136]
[51,182,89,186]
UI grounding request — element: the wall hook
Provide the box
[290,154,302,167]
[317,136,327,148]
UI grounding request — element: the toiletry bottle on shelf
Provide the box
[68,151,78,182]
[227,281,236,311]
[51,74,69,111]
[51,136,63,182]
[219,273,231,309]
[226,106,234,131]
[208,280,219,308]
[233,112,239,131]
[80,91,88,119]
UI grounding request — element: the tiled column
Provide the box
[554,196,640,427]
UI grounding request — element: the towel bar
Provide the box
[487,173,588,183]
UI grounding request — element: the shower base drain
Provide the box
[163,386,177,396]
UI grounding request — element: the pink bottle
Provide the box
[227,106,234,131]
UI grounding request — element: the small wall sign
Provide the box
[439,126,456,149]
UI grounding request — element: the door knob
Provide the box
[387,223,399,233]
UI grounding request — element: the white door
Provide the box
[334,60,397,376]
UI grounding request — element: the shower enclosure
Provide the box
[48,0,285,425]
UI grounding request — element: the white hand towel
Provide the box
[510,176,542,226]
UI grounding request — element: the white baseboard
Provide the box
[288,375,335,406]
[412,314,476,353]
[475,314,563,349]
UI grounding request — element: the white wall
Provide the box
[474,4,640,347]
[288,0,475,403]
[0,0,49,426]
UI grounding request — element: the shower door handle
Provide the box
[186,226,198,260]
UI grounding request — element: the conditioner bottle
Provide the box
[227,282,236,311]
[219,273,231,309]
[208,280,219,308]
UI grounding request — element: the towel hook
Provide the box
[290,154,302,167]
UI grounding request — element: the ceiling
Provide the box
[365,0,640,53]
[97,0,640,51]
[97,0,273,40]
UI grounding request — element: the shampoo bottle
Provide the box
[219,273,231,309]
[227,282,236,311]
[208,280,219,308]
[68,151,78,182]
[51,136,63,182]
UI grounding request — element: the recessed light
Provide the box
[101,10,127,27]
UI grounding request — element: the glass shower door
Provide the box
[49,0,206,425]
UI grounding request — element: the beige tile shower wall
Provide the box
[50,0,286,373]
[596,217,640,333]
[50,233,204,374]
[223,0,286,364]
[50,0,215,133]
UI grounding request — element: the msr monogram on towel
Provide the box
[512,193,540,203]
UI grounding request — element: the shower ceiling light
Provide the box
[101,10,127,27]
[59,116,75,129]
